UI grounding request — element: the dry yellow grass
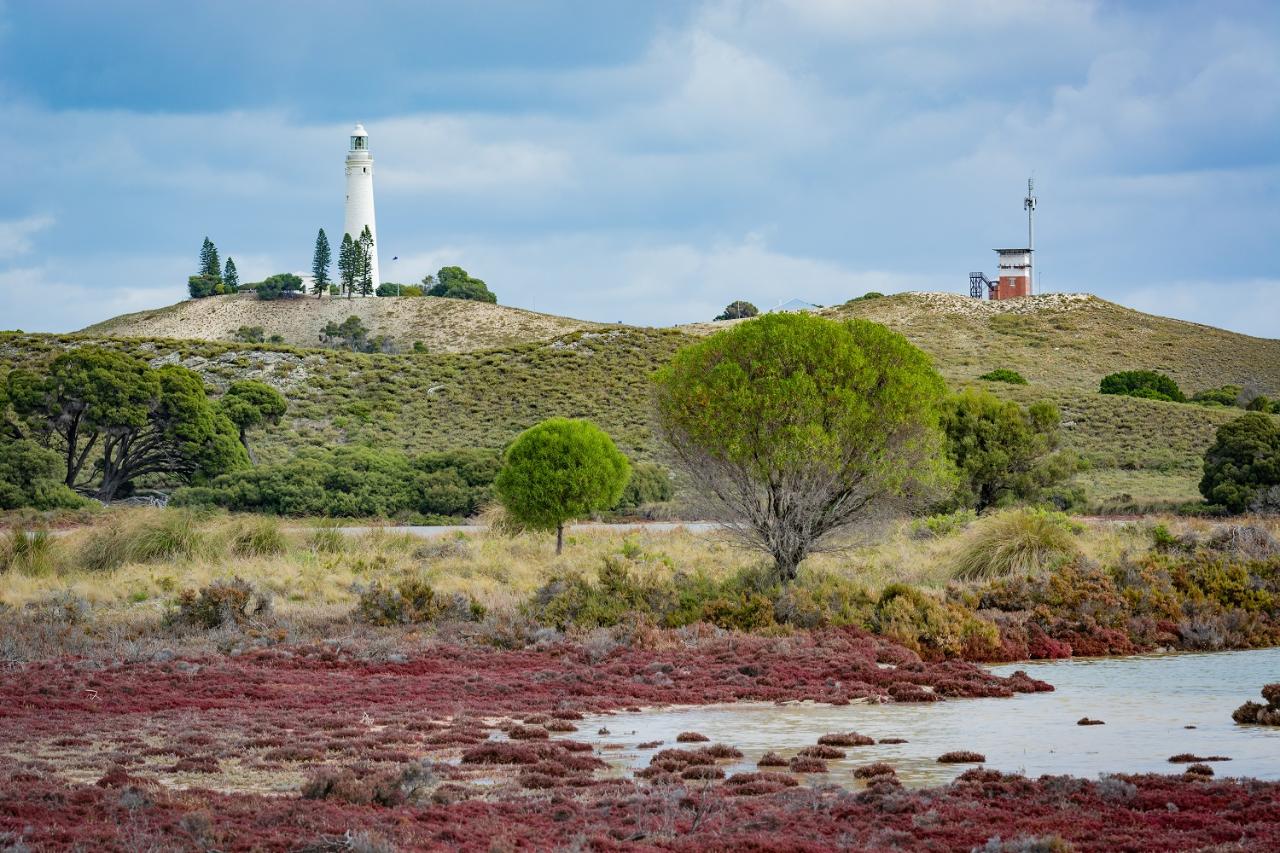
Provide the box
[0,508,1178,619]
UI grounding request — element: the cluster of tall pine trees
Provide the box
[187,237,240,298]
[309,226,375,298]
[186,227,378,301]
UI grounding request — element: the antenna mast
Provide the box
[1024,177,1036,294]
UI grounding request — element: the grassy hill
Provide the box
[10,290,1280,512]
[79,291,603,353]
[821,293,1280,508]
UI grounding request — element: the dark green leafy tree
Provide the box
[1100,370,1185,402]
[311,228,331,297]
[188,274,221,299]
[1191,385,1244,407]
[199,237,222,279]
[10,348,248,501]
[358,226,375,297]
[0,375,19,441]
[714,301,758,321]
[319,315,371,351]
[256,273,303,301]
[654,313,950,582]
[1200,412,1280,514]
[0,370,84,509]
[426,266,497,303]
[0,439,85,510]
[218,380,287,461]
[495,418,631,554]
[2,369,43,440]
[223,258,239,292]
[941,389,1076,511]
[338,233,357,299]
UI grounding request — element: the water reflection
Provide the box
[570,647,1280,787]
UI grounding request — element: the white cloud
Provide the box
[0,0,1276,340]
[393,233,936,326]
[372,116,572,193]
[0,214,53,260]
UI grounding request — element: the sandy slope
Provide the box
[79,292,605,353]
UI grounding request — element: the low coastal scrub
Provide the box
[173,446,501,520]
[354,577,486,626]
[528,558,876,634]
[2,509,1278,665]
[169,576,271,629]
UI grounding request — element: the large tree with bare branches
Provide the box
[654,313,951,582]
[9,347,248,502]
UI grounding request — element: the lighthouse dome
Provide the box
[351,124,368,137]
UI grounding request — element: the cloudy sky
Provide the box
[1,0,1277,336]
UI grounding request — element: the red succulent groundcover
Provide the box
[2,627,1277,851]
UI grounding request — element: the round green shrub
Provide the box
[1200,412,1280,513]
[1099,370,1185,403]
[495,418,630,553]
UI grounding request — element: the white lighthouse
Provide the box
[343,123,380,288]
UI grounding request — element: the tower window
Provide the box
[363,167,367,173]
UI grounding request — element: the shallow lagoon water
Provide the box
[572,647,1280,787]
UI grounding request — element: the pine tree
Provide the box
[223,257,239,292]
[358,226,375,297]
[311,229,331,297]
[337,233,356,299]
[199,237,222,280]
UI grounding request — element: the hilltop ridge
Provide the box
[79,291,604,354]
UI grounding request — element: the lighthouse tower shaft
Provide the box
[343,124,380,288]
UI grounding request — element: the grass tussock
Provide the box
[230,517,288,558]
[77,509,211,571]
[952,509,1082,581]
[130,510,211,563]
[307,522,347,554]
[1,528,56,576]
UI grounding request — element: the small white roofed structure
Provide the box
[772,298,820,312]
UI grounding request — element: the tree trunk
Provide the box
[556,523,564,555]
[771,543,807,584]
[95,471,128,503]
[63,416,81,488]
[238,428,257,464]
